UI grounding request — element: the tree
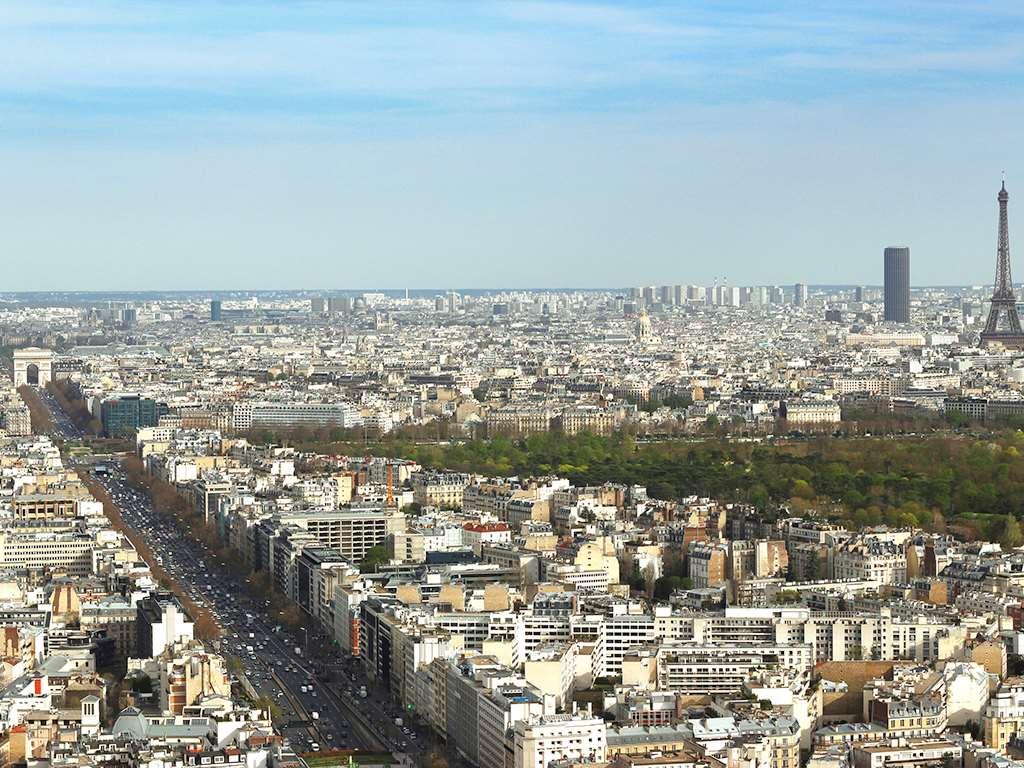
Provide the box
[627,562,646,592]
[278,604,303,629]
[225,655,245,677]
[653,575,692,599]
[359,544,389,573]
[800,549,828,581]
[17,386,53,434]
[194,612,221,641]
[748,483,770,510]
[774,589,803,605]
[256,695,282,721]
[991,514,1023,549]
[945,411,970,428]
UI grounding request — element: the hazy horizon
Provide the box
[4,1,1024,291]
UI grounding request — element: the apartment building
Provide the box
[555,407,616,436]
[11,494,79,520]
[513,713,607,768]
[831,537,908,585]
[136,594,194,659]
[2,404,31,436]
[850,739,961,768]
[231,400,362,432]
[445,655,505,764]
[80,596,137,661]
[727,540,789,585]
[360,597,406,685]
[652,643,815,695]
[252,508,406,564]
[462,522,511,555]
[158,647,230,715]
[487,407,554,437]
[0,533,99,577]
[412,472,469,509]
[780,400,841,425]
[523,642,578,711]
[867,696,948,739]
[294,546,354,627]
[478,683,547,768]
[984,677,1024,750]
[689,542,727,589]
[390,530,427,563]
[270,526,318,598]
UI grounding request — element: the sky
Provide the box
[3,1,1024,291]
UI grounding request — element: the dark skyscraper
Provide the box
[210,299,222,321]
[883,246,910,323]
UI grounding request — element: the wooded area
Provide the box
[348,431,1024,545]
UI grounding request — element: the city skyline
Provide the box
[2,1,1024,290]
[6,3,1024,762]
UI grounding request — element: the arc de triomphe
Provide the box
[13,347,53,386]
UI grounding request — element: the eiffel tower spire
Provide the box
[981,179,1024,347]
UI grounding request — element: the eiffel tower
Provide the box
[980,180,1024,347]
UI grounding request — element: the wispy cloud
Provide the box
[0,0,1020,142]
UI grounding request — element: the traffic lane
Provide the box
[94,464,413,754]
[82,468,368,753]
[94,467,396,752]
[35,389,84,438]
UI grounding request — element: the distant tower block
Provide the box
[981,180,1024,348]
[13,347,53,387]
[793,283,808,307]
[883,246,910,323]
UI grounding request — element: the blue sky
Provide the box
[3,1,1024,290]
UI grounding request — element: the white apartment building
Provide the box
[462,522,511,555]
[412,472,469,508]
[435,612,494,651]
[478,683,548,768]
[269,508,406,562]
[231,400,362,432]
[546,564,610,593]
[654,643,815,695]
[517,614,572,663]
[942,662,991,727]
[850,739,961,768]
[524,643,578,711]
[782,401,842,425]
[831,538,907,585]
[513,713,607,768]
[603,614,658,675]
[0,533,100,577]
